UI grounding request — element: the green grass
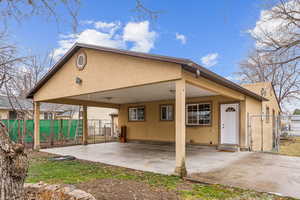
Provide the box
[180,185,285,200]
[27,156,181,189]
[27,154,294,200]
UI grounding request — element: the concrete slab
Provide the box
[190,152,300,199]
[41,142,250,175]
[41,142,300,199]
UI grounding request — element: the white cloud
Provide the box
[225,74,244,83]
[52,20,157,60]
[249,0,300,48]
[175,33,186,44]
[123,21,157,52]
[201,53,219,67]
[52,29,125,60]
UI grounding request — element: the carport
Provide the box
[27,43,266,176]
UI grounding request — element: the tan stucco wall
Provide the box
[87,107,117,120]
[183,72,245,101]
[0,109,9,119]
[245,96,262,151]
[33,48,182,101]
[118,95,241,145]
[243,82,281,151]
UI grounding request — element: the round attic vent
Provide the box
[76,51,87,70]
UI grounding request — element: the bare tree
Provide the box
[133,0,163,21]
[251,0,300,65]
[0,0,81,32]
[237,50,300,107]
[0,121,28,200]
[15,52,53,98]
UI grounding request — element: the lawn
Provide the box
[27,151,294,200]
[280,137,300,157]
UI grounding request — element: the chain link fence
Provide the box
[87,119,119,144]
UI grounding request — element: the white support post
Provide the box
[174,79,187,177]
[34,102,40,150]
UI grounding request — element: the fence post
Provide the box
[277,115,281,152]
[17,119,21,144]
[104,124,106,143]
[23,118,27,145]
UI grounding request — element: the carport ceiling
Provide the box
[68,81,217,104]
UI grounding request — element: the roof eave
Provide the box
[181,63,268,102]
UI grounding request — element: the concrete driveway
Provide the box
[41,142,300,199]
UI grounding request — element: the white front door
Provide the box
[220,103,239,145]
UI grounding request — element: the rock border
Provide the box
[25,182,96,200]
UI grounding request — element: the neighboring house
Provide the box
[26,43,281,175]
[0,95,118,121]
[0,95,75,120]
[290,115,300,136]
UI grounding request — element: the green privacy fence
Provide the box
[1,119,83,143]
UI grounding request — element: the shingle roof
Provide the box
[26,43,268,102]
[0,95,76,112]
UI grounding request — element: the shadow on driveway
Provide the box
[190,153,300,199]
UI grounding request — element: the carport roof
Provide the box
[26,43,267,101]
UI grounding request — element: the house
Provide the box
[26,43,281,175]
[0,95,75,120]
[0,95,117,121]
[289,115,300,136]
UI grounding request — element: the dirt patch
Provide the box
[76,179,179,200]
[280,137,300,157]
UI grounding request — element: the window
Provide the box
[9,111,17,120]
[128,106,145,121]
[266,106,270,123]
[76,52,87,70]
[225,107,236,112]
[160,105,173,121]
[44,112,53,120]
[186,103,211,126]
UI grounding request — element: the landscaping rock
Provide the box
[24,182,96,200]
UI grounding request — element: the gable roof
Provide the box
[26,43,267,101]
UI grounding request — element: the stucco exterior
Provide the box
[27,43,281,172]
[243,82,281,151]
[0,109,9,119]
[119,95,238,146]
[33,48,182,102]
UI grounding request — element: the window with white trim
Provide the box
[186,103,211,125]
[160,105,173,121]
[44,112,53,120]
[128,106,145,121]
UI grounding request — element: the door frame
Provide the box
[218,102,241,146]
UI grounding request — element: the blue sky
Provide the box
[8,0,264,79]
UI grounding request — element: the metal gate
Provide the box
[248,114,281,152]
[87,119,119,144]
